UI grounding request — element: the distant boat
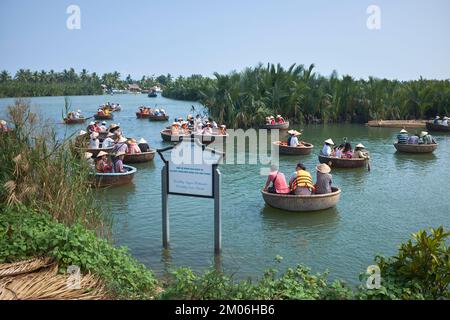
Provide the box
[148,90,157,98]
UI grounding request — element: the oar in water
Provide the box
[367,159,371,172]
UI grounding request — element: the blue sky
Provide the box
[0,0,449,80]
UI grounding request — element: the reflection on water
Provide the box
[1,96,449,284]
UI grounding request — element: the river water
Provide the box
[1,94,449,284]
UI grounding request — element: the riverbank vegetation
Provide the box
[162,63,450,128]
[0,69,172,98]
[1,101,448,299]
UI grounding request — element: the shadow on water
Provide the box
[260,204,340,230]
[393,151,438,169]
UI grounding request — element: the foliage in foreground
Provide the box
[160,227,449,300]
[0,205,157,299]
[0,100,107,233]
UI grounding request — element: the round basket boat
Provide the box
[261,187,341,212]
[86,147,114,157]
[393,143,438,153]
[160,129,227,145]
[64,117,86,124]
[318,154,368,168]
[136,112,151,119]
[123,150,156,164]
[273,141,314,155]
[149,114,169,121]
[94,114,114,120]
[93,165,136,188]
[260,121,289,130]
[425,122,450,133]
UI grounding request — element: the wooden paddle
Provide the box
[367,158,371,172]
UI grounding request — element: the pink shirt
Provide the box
[265,171,290,194]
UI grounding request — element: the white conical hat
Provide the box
[420,131,428,137]
[400,129,408,133]
[139,138,147,144]
[355,143,365,149]
[324,138,334,145]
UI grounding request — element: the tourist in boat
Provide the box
[341,142,353,158]
[352,144,370,159]
[87,121,96,133]
[442,116,448,126]
[263,165,290,194]
[154,109,161,116]
[219,125,227,135]
[126,138,142,154]
[288,130,302,147]
[85,152,95,171]
[397,129,409,144]
[194,123,204,135]
[180,122,190,135]
[203,122,213,135]
[95,151,112,173]
[160,109,166,116]
[433,116,440,125]
[276,115,285,124]
[335,144,344,158]
[0,120,11,132]
[187,115,195,126]
[75,109,82,119]
[289,163,315,195]
[407,132,419,144]
[99,121,107,132]
[270,116,275,125]
[109,123,120,135]
[113,151,127,173]
[89,132,100,149]
[321,139,334,156]
[315,163,332,195]
[102,132,115,148]
[138,138,150,152]
[113,136,128,154]
[97,108,105,117]
[419,131,436,144]
[171,122,180,135]
[210,118,218,129]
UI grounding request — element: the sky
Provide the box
[0,0,449,80]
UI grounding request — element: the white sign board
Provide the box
[168,162,214,197]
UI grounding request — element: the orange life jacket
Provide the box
[290,170,315,192]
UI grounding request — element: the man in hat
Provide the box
[113,136,128,154]
[288,130,302,147]
[352,144,370,159]
[89,132,100,149]
[0,119,10,132]
[171,122,180,135]
[418,131,436,145]
[87,121,96,133]
[433,116,440,125]
[321,139,334,156]
[138,138,150,152]
[202,122,213,135]
[219,125,227,135]
[315,163,332,195]
[276,115,285,124]
[99,121,107,132]
[126,138,142,154]
[102,132,115,148]
[95,151,112,173]
[85,152,95,171]
[114,151,127,173]
[442,116,448,126]
[397,129,409,144]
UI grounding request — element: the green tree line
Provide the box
[0,69,173,98]
[162,63,450,128]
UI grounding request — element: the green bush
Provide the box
[0,205,157,299]
[159,258,354,300]
[357,226,449,300]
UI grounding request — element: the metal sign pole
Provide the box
[214,167,221,254]
[162,165,169,249]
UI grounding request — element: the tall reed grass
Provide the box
[0,100,110,236]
